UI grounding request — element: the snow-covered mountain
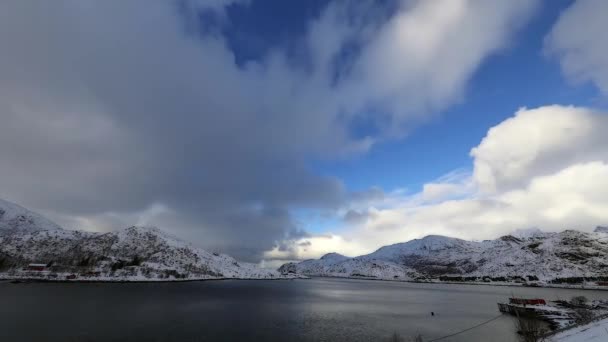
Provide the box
[0,199,286,281]
[0,199,62,232]
[280,230,608,284]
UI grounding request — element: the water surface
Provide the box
[0,278,605,341]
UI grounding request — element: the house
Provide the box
[82,271,101,277]
[26,263,47,271]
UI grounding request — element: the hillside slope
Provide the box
[0,199,62,232]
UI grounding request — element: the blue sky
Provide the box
[311,0,599,193]
[217,0,604,236]
[1,0,607,262]
[218,0,600,195]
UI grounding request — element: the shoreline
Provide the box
[3,273,607,291]
[303,275,608,291]
[544,314,608,341]
[0,277,304,284]
[0,274,307,284]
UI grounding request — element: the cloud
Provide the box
[0,0,538,261]
[422,169,472,202]
[343,209,369,225]
[343,0,537,131]
[545,0,608,95]
[471,105,608,193]
[263,233,365,263]
[277,106,608,260]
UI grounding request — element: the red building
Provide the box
[26,263,47,271]
[509,298,546,305]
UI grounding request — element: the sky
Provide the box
[1,0,607,265]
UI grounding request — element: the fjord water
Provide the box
[0,278,605,342]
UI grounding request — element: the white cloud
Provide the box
[336,0,539,136]
[264,234,365,262]
[274,105,608,260]
[422,169,473,202]
[546,0,608,94]
[501,161,608,224]
[471,105,608,193]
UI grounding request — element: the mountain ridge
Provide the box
[280,230,608,286]
[0,199,289,281]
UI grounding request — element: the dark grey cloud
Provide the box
[0,0,538,261]
[0,0,362,261]
[343,209,369,225]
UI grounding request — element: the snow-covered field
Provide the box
[550,317,608,342]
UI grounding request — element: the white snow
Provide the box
[550,317,608,342]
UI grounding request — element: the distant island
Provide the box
[279,227,608,289]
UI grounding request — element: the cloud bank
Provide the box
[0,0,538,261]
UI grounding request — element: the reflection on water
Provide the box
[0,278,605,342]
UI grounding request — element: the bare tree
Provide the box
[574,308,594,323]
[571,296,588,306]
[388,332,404,342]
[515,316,547,342]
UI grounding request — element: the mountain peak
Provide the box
[511,227,545,239]
[115,225,187,247]
[364,234,470,261]
[124,225,163,234]
[419,234,460,242]
[320,252,349,261]
[0,198,62,232]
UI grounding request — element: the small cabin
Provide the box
[82,271,101,277]
[26,263,47,271]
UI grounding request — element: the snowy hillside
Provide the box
[550,317,608,342]
[0,199,288,281]
[595,226,608,234]
[0,199,62,232]
[280,230,608,285]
